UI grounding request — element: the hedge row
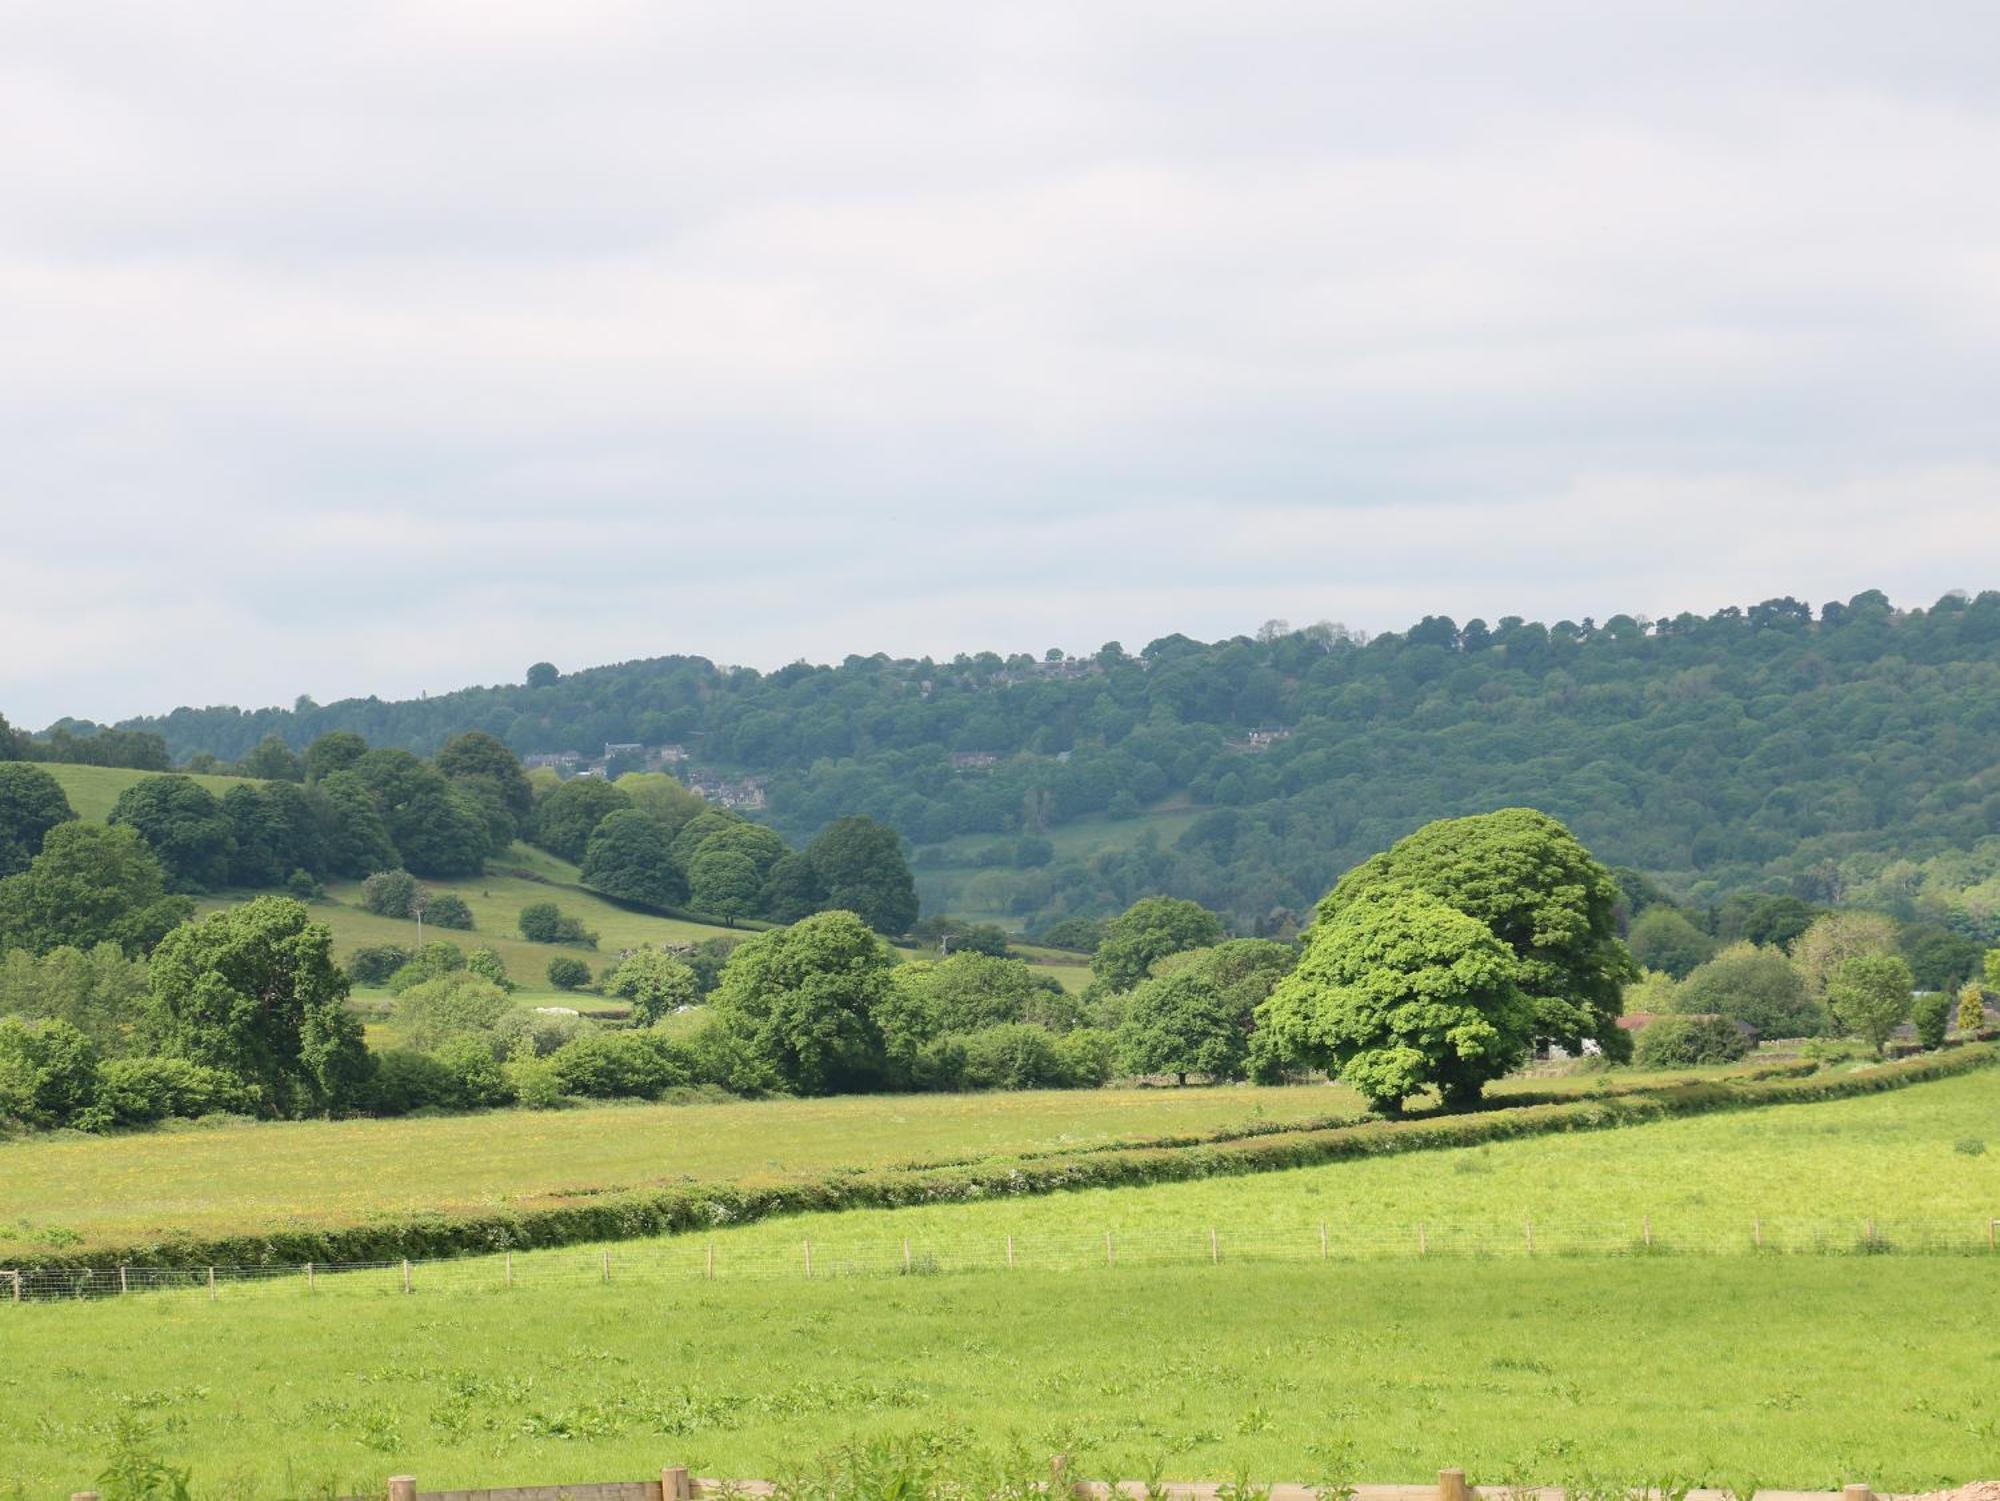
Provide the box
[17,1044,1989,1274]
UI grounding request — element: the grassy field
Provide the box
[913,801,1206,925]
[1,1257,1994,1493]
[33,760,261,821]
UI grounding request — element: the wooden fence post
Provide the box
[8,1270,19,1302]
[1842,1485,1873,1501]
[1987,1218,1995,1252]
[1209,1227,1218,1265]
[1104,1231,1114,1267]
[1438,1468,1471,1501]
[1319,1222,1328,1260]
[602,1250,611,1284]
[662,1466,690,1501]
[1418,1222,1427,1257]
[1642,1215,1652,1249]
[903,1238,912,1274]
[305,1262,314,1292]
[118,1266,128,1295]
[803,1240,812,1279]
[387,1477,417,1501]
[1524,1218,1533,1254]
[207,1267,216,1302]
[1005,1234,1014,1269]
[401,1259,411,1294]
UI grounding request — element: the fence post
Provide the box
[602,1250,611,1284]
[1642,1215,1651,1249]
[306,1262,314,1292]
[1319,1222,1328,1260]
[1006,1234,1014,1270]
[803,1240,812,1279]
[1524,1218,1533,1254]
[706,1240,715,1280]
[119,1266,128,1296]
[8,1270,18,1302]
[69,1492,100,1501]
[1418,1222,1428,1257]
[207,1267,216,1302]
[662,1467,689,1501]
[402,1259,411,1295]
[1754,1216,1763,1248]
[1209,1227,1219,1265]
[903,1238,912,1274]
[387,1477,417,1501]
[1438,1469,1470,1501]
[1989,1218,1996,1252]
[1842,1485,1873,1501]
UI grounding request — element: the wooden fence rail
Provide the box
[60,1465,1915,1501]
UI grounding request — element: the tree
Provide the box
[0,710,27,760]
[1792,912,1899,1002]
[580,809,688,908]
[466,946,514,991]
[1827,952,1914,1057]
[613,772,710,837]
[545,955,592,990]
[669,809,744,864]
[606,947,698,1024]
[1958,983,1988,1035]
[889,950,1066,1036]
[109,775,234,891]
[803,816,918,935]
[759,852,825,923]
[1317,809,1635,1060]
[531,778,632,864]
[518,901,596,947]
[348,750,489,877]
[1626,908,1717,979]
[691,821,789,883]
[526,661,560,689]
[313,770,400,877]
[0,942,149,1051]
[1037,916,1105,953]
[145,895,370,1113]
[436,730,534,821]
[303,731,369,782]
[1674,942,1826,1038]
[424,892,474,929]
[0,1018,100,1128]
[687,846,761,924]
[360,869,419,918]
[0,762,75,877]
[1117,969,1252,1084]
[0,823,193,956]
[236,735,305,782]
[1898,923,1983,993]
[1091,897,1225,993]
[1257,886,1533,1112]
[1911,989,1951,1050]
[1632,1014,1749,1068]
[707,910,897,1094]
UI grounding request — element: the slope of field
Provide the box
[2,1256,1995,1491]
[914,801,1205,923]
[31,760,261,821]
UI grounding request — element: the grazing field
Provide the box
[32,760,261,821]
[913,800,1206,923]
[2,1257,1995,1495]
[0,1082,1365,1259]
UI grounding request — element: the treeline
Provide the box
[0,713,169,772]
[79,588,2000,932]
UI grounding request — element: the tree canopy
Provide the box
[0,823,193,956]
[0,763,75,877]
[579,809,688,909]
[1091,896,1226,993]
[706,910,898,1094]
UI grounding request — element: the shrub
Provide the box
[547,1029,697,1098]
[1054,1027,1116,1087]
[1632,1014,1749,1068]
[92,1057,254,1127]
[360,869,419,918]
[958,1023,1069,1090]
[504,1052,565,1109]
[605,947,699,1024]
[395,975,512,1050]
[466,946,514,992]
[284,869,322,901]
[519,901,597,948]
[385,940,468,995]
[494,1008,584,1057]
[546,955,592,990]
[1911,990,1952,1050]
[1959,984,1989,1036]
[423,892,474,930]
[0,1017,100,1128]
[345,944,414,987]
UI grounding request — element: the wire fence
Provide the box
[6,1214,1997,1304]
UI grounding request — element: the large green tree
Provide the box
[605,947,699,1025]
[707,910,896,1094]
[0,762,75,877]
[803,816,918,935]
[686,846,761,924]
[1091,896,1225,993]
[236,734,305,781]
[0,823,193,955]
[1319,809,1635,1059]
[1675,942,1825,1038]
[531,778,632,864]
[1827,952,1914,1057]
[1259,885,1534,1110]
[436,730,534,822]
[303,731,369,782]
[144,895,370,1113]
[580,809,688,908]
[109,775,235,891]
[348,749,489,877]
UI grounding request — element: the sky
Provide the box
[4,1,1999,727]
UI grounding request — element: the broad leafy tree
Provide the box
[1091,896,1225,993]
[606,947,699,1024]
[145,895,370,1113]
[686,846,761,924]
[1319,809,1635,1060]
[1259,885,1534,1111]
[313,770,401,877]
[109,775,235,891]
[1791,911,1899,1002]
[1626,907,1716,979]
[803,816,918,935]
[1827,952,1914,1056]
[531,777,632,864]
[348,749,488,877]
[236,735,305,781]
[0,823,193,955]
[0,763,75,877]
[303,731,369,782]
[1675,942,1826,1038]
[708,910,897,1094]
[437,730,534,822]
[580,809,688,908]
[612,772,710,838]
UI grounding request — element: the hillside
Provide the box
[91,588,2000,932]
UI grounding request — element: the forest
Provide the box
[22,587,2000,935]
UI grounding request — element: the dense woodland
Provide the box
[41,588,1999,937]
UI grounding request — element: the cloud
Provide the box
[1,0,1997,724]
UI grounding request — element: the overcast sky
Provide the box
[5,1,1999,727]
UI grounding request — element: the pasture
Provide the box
[1,1258,1994,1494]
[32,760,259,822]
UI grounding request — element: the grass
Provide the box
[32,761,261,822]
[1,1257,1995,1493]
[913,801,1206,925]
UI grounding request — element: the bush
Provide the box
[1912,990,1952,1050]
[519,901,597,948]
[368,1049,458,1115]
[493,1008,585,1057]
[385,940,468,995]
[1053,1027,1116,1087]
[1632,1014,1750,1068]
[394,975,512,1050]
[284,869,322,901]
[345,944,414,987]
[0,1018,100,1128]
[958,1023,1069,1090]
[423,892,474,930]
[546,955,592,991]
[360,869,419,918]
[504,1052,566,1108]
[547,1030,697,1098]
[92,1057,254,1127]
[466,946,514,992]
